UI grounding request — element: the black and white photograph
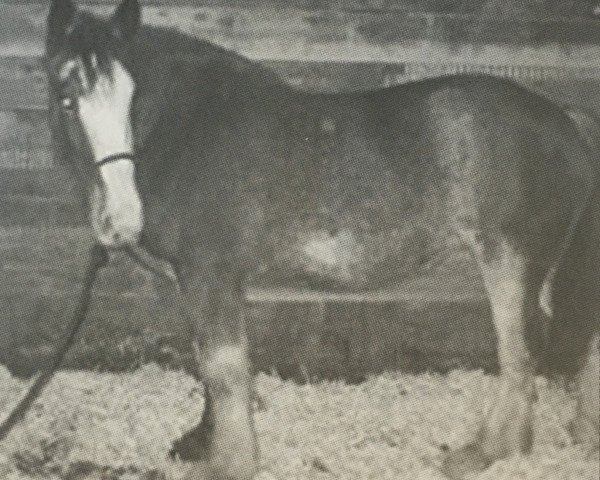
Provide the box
[0,1,598,479]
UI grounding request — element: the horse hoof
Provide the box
[441,444,492,479]
[170,429,207,461]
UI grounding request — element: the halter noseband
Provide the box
[96,153,137,168]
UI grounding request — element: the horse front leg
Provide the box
[443,236,543,479]
[170,265,257,480]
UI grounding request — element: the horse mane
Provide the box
[130,19,282,87]
[136,23,246,63]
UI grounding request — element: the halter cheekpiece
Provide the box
[96,153,136,168]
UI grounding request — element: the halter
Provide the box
[96,152,136,168]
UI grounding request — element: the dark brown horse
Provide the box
[45,1,599,478]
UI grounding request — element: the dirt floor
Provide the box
[0,365,597,480]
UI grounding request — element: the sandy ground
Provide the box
[0,365,597,480]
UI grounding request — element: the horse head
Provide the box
[46,0,143,248]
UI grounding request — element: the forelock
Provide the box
[59,14,116,89]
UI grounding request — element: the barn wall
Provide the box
[0,1,598,379]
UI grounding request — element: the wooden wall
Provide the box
[0,1,598,378]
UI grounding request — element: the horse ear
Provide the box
[111,0,140,40]
[46,0,76,55]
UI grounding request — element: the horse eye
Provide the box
[60,96,76,111]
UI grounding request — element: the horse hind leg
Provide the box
[443,233,545,479]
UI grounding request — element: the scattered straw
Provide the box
[0,365,597,479]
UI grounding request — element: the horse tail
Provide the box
[544,106,600,375]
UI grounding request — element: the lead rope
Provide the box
[124,246,204,370]
[0,243,185,442]
[0,244,109,441]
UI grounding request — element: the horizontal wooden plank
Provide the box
[2,4,600,60]
[0,165,77,196]
[0,146,52,169]
[0,108,47,140]
[0,1,487,14]
[246,274,484,304]
[3,1,597,19]
[0,109,54,168]
[0,57,46,110]
[2,1,403,8]
[0,194,85,226]
[3,0,335,5]
[1,0,436,9]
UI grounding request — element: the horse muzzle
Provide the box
[93,208,143,248]
[90,161,144,248]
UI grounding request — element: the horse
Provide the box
[45,1,599,478]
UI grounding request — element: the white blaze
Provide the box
[76,58,143,246]
[78,58,135,162]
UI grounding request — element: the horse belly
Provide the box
[244,153,461,292]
